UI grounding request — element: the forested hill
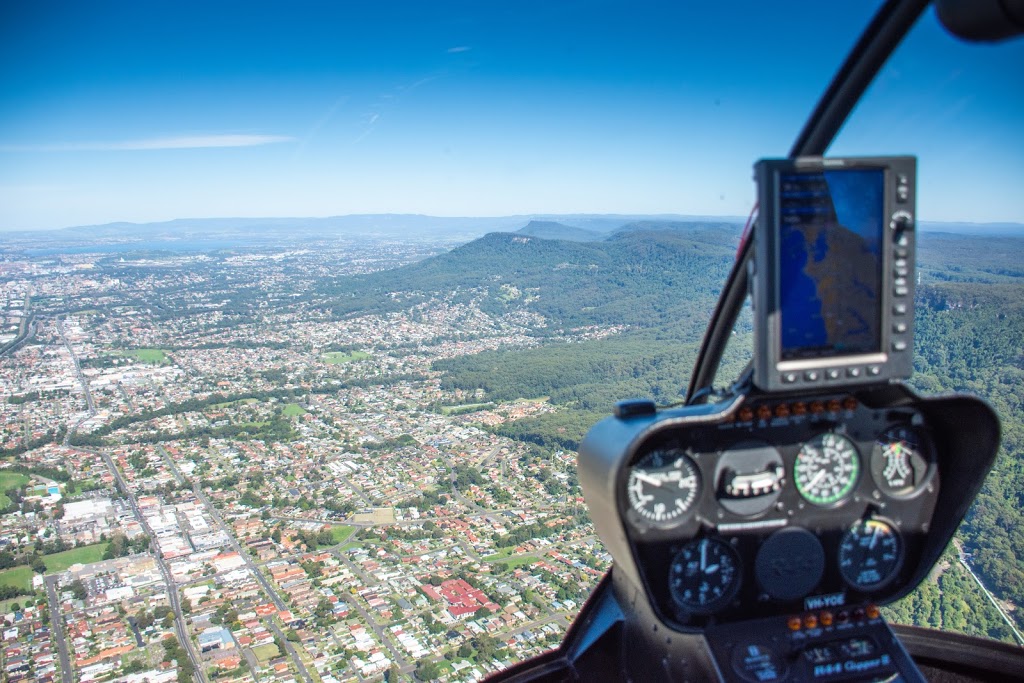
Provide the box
[323,228,739,335]
[407,227,1024,641]
[311,217,1024,640]
[516,220,605,242]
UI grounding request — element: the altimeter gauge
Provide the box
[669,537,741,613]
[838,518,903,591]
[871,426,932,498]
[794,432,860,506]
[626,449,701,528]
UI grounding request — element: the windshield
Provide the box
[0,3,1020,683]
[830,7,1024,645]
[0,2,883,228]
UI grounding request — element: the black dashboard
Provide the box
[575,383,1000,682]
[621,391,939,631]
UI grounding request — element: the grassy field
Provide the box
[283,403,307,417]
[491,555,542,570]
[439,402,494,416]
[0,472,30,508]
[329,525,356,544]
[118,348,169,364]
[209,398,259,410]
[0,566,34,593]
[322,351,371,365]
[251,643,282,662]
[234,421,271,431]
[43,543,109,573]
[482,549,515,562]
[0,596,40,614]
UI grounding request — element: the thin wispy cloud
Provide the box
[352,120,379,146]
[406,75,440,91]
[0,134,295,152]
[447,46,471,53]
[293,96,349,160]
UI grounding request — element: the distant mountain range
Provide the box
[917,221,1024,235]
[516,220,606,242]
[2,213,1020,250]
[2,213,746,244]
[514,218,746,243]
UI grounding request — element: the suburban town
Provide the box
[0,236,612,683]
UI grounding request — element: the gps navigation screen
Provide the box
[778,169,884,360]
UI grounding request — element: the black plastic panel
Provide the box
[619,390,940,630]
[578,384,999,636]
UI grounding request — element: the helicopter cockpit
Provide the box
[488,1,1024,680]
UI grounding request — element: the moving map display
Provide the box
[778,169,884,360]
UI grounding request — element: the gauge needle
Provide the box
[869,523,881,550]
[701,540,707,571]
[808,469,827,489]
[634,472,663,487]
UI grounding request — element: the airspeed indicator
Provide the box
[626,449,701,529]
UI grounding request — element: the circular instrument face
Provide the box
[669,538,741,613]
[871,426,931,497]
[626,449,701,528]
[838,518,903,591]
[794,433,860,506]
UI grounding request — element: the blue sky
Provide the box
[1,1,1021,231]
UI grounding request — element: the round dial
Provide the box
[669,538,741,613]
[626,449,701,528]
[838,518,903,591]
[871,426,931,497]
[794,432,860,506]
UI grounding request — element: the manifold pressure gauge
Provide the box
[626,448,701,528]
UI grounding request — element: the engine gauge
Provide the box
[669,537,741,613]
[838,518,903,591]
[626,449,701,528]
[794,433,860,506]
[871,426,932,498]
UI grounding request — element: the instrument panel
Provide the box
[616,392,939,631]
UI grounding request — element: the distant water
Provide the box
[23,239,256,256]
